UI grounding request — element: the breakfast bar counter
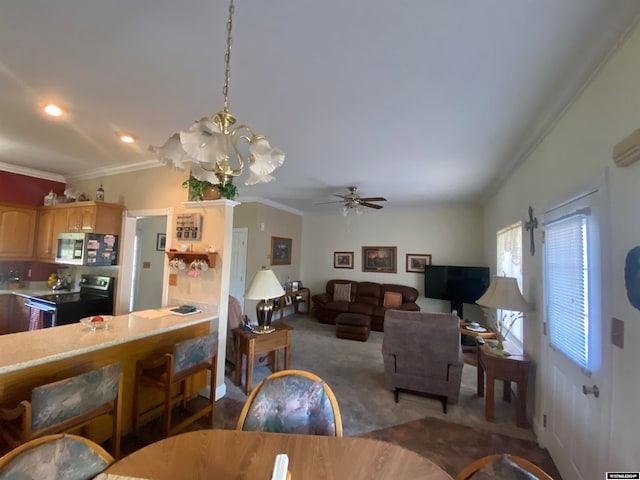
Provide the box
[0,309,217,448]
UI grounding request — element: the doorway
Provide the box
[116,208,173,315]
[540,184,612,479]
[229,228,248,307]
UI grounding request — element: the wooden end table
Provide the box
[476,338,530,428]
[459,323,496,366]
[233,321,293,395]
[277,287,311,320]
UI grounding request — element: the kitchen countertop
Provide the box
[0,282,79,297]
[0,308,218,374]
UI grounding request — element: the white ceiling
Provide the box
[1,1,639,213]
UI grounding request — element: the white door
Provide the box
[540,186,612,480]
[229,228,248,305]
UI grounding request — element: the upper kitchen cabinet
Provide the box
[64,202,124,234]
[0,203,36,260]
[35,207,69,261]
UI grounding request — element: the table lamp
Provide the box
[476,276,531,355]
[245,266,285,333]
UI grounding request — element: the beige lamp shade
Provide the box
[476,276,531,312]
[245,267,285,300]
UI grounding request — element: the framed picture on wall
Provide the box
[362,246,397,273]
[156,233,166,251]
[406,253,432,273]
[334,251,354,269]
[270,236,292,265]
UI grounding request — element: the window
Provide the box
[496,221,523,345]
[544,208,591,370]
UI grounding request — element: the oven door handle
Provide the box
[24,302,57,312]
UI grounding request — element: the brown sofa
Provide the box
[311,280,420,331]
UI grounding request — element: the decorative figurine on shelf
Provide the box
[96,184,105,202]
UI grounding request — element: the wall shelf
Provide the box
[165,251,217,268]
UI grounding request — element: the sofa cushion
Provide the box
[383,291,403,308]
[333,283,351,302]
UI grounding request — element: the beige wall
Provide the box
[483,21,640,470]
[300,206,486,322]
[234,201,303,321]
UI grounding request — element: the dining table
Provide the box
[102,429,453,479]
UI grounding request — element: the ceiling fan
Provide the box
[316,186,387,212]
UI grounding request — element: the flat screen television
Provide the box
[424,265,490,318]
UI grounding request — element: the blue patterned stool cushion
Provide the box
[243,375,337,435]
[173,333,218,374]
[0,435,110,480]
[31,363,121,432]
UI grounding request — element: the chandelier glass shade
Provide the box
[149,0,284,187]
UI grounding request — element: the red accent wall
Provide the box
[0,171,66,282]
[0,171,65,206]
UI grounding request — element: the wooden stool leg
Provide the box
[163,380,172,438]
[133,366,141,435]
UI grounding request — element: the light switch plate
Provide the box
[611,317,624,349]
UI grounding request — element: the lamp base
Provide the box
[255,298,276,333]
[251,325,275,334]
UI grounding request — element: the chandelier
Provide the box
[150,0,285,187]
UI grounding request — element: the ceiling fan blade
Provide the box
[332,194,347,199]
[315,200,344,205]
[359,201,384,209]
[359,197,387,202]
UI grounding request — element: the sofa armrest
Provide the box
[311,292,331,306]
[397,302,420,312]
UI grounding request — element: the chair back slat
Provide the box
[243,374,337,436]
[173,333,218,374]
[31,363,121,432]
[0,434,111,480]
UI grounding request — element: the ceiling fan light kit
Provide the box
[318,186,386,215]
[149,0,285,188]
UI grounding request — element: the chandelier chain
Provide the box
[222,0,234,113]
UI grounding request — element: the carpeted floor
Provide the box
[121,314,561,478]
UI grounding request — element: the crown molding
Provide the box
[64,159,164,182]
[239,196,304,216]
[0,161,66,183]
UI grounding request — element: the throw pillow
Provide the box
[383,291,403,309]
[333,283,351,302]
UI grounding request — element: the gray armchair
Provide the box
[382,310,463,412]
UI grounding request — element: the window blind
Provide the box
[544,212,590,370]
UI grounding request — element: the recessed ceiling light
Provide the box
[43,103,65,117]
[117,132,138,144]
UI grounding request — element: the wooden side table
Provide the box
[459,323,496,365]
[233,322,293,395]
[476,339,530,428]
[277,287,311,320]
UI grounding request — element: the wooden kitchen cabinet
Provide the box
[35,207,69,261]
[0,295,11,335]
[65,202,124,234]
[0,203,37,260]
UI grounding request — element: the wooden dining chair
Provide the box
[455,453,554,480]
[0,362,123,459]
[133,332,218,438]
[0,433,114,480]
[236,369,343,437]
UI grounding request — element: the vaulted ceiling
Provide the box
[1,1,639,213]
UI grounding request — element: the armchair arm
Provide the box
[311,293,331,306]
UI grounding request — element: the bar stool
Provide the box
[0,363,123,459]
[133,332,218,438]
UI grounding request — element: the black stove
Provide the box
[26,274,115,328]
